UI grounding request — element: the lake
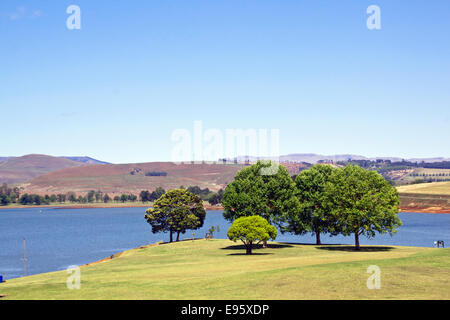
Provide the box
[1,207,449,280]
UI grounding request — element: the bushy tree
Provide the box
[227,216,277,255]
[208,189,224,205]
[103,193,111,203]
[149,187,165,201]
[287,164,340,245]
[145,189,206,242]
[326,165,402,250]
[222,161,300,231]
[140,190,151,202]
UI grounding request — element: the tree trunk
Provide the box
[169,231,173,243]
[315,231,321,245]
[246,242,253,255]
[262,240,267,248]
[354,232,360,251]
[176,231,180,242]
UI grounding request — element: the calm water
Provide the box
[0,207,449,280]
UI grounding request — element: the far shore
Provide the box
[0,202,225,211]
[0,203,449,214]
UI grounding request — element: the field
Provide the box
[397,182,450,213]
[397,181,450,195]
[396,168,450,185]
[1,240,449,300]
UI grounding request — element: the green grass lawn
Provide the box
[1,240,449,300]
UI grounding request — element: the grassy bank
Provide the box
[1,240,449,300]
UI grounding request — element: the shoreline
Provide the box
[0,203,225,211]
[0,203,449,214]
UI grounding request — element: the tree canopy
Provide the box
[326,165,402,250]
[227,216,277,254]
[222,161,301,230]
[287,164,340,245]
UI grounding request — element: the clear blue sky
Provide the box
[1,0,449,164]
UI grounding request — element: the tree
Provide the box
[222,161,300,239]
[288,164,340,245]
[120,194,129,203]
[140,190,151,202]
[67,192,77,203]
[57,194,66,203]
[145,189,206,242]
[326,165,402,250]
[0,194,11,206]
[150,187,165,201]
[49,194,57,203]
[87,190,96,203]
[95,191,103,202]
[227,216,277,255]
[208,189,224,205]
[103,194,111,203]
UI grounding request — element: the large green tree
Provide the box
[327,165,402,250]
[288,164,340,245]
[222,161,301,234]
[227,216,277,255]
[145,189,206,242]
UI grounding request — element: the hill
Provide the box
[1,239,448,300]
[21,162,244,195]
[61,156,110,165]
[0,155,85,185]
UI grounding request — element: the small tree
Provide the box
[145,189,206,242]
[103,193,111,203]
[227,216,277,255]
[327,165,402,250]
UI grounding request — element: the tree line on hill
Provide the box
[0,183,224,207]
[339,159,450,180]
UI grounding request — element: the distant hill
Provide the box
[0,154,85,185]
[61,156,110,165]
[22,162,244,196]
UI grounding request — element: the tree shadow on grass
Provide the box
[220,243,293,255]
[221,243,294,251]
[227,252,274,256]
[316,246,395,252]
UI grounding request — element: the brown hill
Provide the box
[22,162,245,196]
[0,154,84,185]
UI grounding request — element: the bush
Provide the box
[227,216,277,255]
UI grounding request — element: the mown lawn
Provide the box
[1,239,449,300]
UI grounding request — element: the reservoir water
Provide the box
[0,207,449,280]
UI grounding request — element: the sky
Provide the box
[1,0,449,164]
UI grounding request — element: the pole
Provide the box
[23,238,27,277]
